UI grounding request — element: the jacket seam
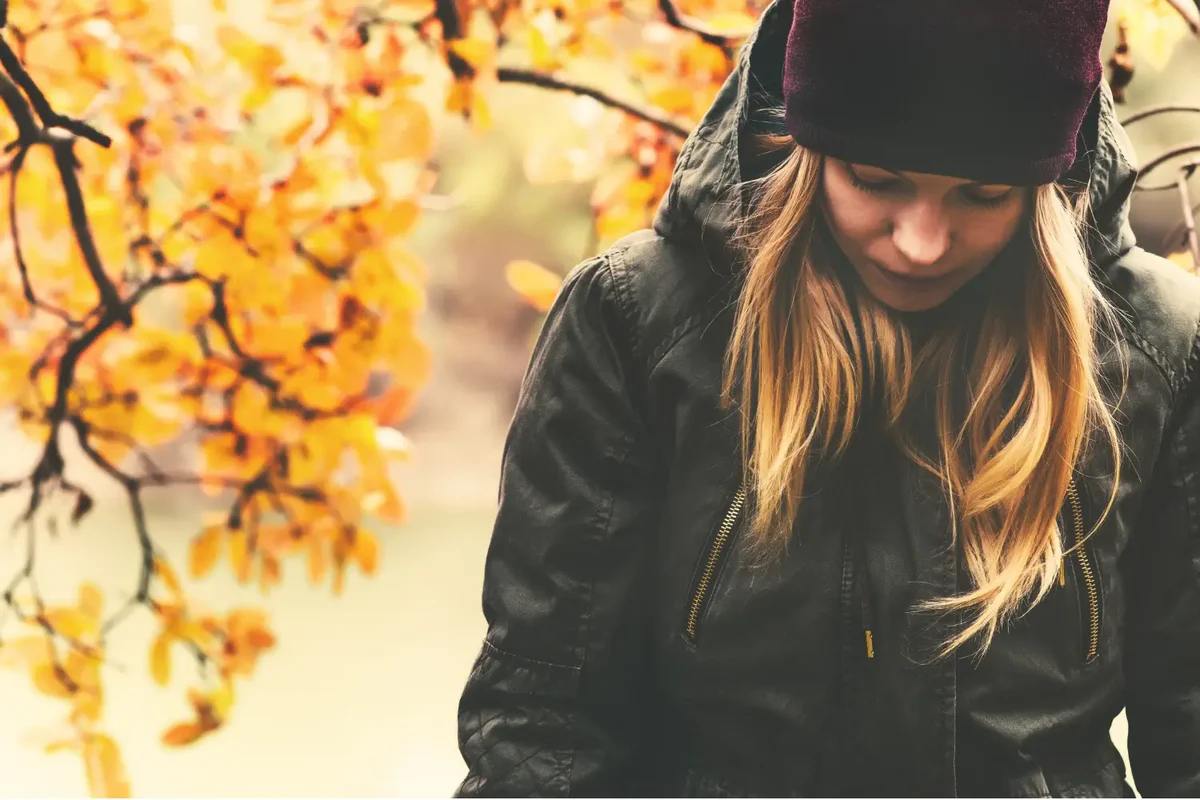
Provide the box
[567,436,629,796]
[1113,313,1180,400]
[603,248,642,364]
[1183,317,1200,396]
[480,637,584,674]
[605,242,731,378]
[648,312,710,372]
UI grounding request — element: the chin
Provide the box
[861,278,954,312]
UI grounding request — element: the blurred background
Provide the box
[0,0,1198,796]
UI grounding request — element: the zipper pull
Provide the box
[860,577,876,660]
[1058,559,1066,587]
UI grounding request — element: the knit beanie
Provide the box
[782,0,1112,186]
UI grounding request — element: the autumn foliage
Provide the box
[0,0,1194,795]
[0,0,427,794]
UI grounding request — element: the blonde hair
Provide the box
[722,124,1128,664]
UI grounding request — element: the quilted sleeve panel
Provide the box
[454,641,580,797]
[452,252,663,797]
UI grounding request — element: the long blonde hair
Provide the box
[722,124,1128,664]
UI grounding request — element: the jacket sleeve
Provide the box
[452,253,665,797]
[1123,330,1200,797]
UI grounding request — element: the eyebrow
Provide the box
[850,161,1010,189]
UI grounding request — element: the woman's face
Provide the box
[820,158,1031,312]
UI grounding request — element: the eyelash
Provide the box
[846,170,1012,208]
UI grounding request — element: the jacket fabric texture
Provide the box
[452,1,1200,795]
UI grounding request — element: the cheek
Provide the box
[821,178,883,248]
[958,207,1027,263]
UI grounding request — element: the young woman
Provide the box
[453,0,1200,795]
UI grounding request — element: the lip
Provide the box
[870,260,951,287]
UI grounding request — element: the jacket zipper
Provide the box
[1060,476,1101,664]
[684,484,747,642]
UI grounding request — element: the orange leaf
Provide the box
[161,722,204,747]
[353,530,379,575]
[505,260,562,312]
[307,537,327,586]
[372,386,416,428]
[189,524,224,578]
[247,628,276,649]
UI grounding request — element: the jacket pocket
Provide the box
[454,639,581,797]
[1058,476,1103,666]
[682,483,749,644]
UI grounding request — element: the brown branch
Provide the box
[49,133,133,327]
[0,36,110,148]
[656,0,749,47]
[497,67,691,139]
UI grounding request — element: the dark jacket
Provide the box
[452,0,1200,795]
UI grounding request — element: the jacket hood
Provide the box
[651,0,1141,278]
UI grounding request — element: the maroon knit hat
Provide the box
[782,0,1111,186]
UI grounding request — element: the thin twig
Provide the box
[498,67,691,138]
[657,0,749,47]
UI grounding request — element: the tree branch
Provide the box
[497,67,691,138]
[0,36,110,147]
[657,0,749,47]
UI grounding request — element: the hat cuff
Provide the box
[784,113,1077,187]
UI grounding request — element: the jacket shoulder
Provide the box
[598,228,737,371]
[1107,247,1200,398]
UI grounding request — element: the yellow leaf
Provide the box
[505,260,562,312]
[78,583,103,621]
[1167,248,1198,273]
[73,686,103,723]
[161,722,204,747]
[189,524,224,578]
[259,553,282,592]
[528,26,558,71]
[647,86,695,115]
[33,663,73,698]
[149,633,172,686]
[83,734,130,798]
[217,24,283,76]
[229,531,252,584]
[703,10,756,34]
[154,556,183,598]
[0,636,50,670]
[447,36,495,71]
[43,738,80,754]
[470,86,493,134]
[211,680,235,719]
[45,608,94,639]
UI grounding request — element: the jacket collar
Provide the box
[651,0,1140,278]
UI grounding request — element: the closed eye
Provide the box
[846,166,1015,209]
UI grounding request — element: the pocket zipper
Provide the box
[684,484,748,642]
[1058,476,1102,664]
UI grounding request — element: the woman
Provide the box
[453,0,1200,795]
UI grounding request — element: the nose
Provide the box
[891,201,951,270]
